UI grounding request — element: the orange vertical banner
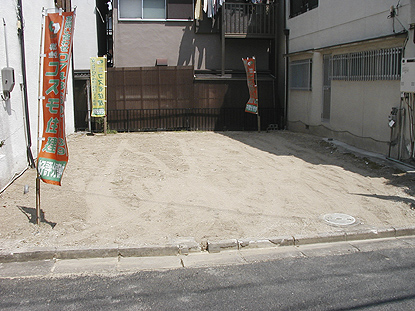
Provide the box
[242,57,259,114]
[37,10,75,186]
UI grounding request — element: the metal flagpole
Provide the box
[255,57,260,133]
[36,8,47,225]
[86,79,93,134]
[104,55,108,135]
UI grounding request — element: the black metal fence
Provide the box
[73,67,282,133]
[223,3,276,38]
[108,107,278,132]
[77,107,278,132]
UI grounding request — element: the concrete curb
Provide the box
[0,245,184,263]
[1,226,415,263]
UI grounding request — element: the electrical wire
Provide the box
[406,93,415,158]
[0,125,25,147]
[402,93,415,159]
[388,1,408,33]
[412,93,415,158]
[0,166,29,194]
[394,16,408,32]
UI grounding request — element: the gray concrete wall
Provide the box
[113,8,271,71]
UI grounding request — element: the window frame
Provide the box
[289,59,312,91]
[289,0,319,18]
[118,0,194,21]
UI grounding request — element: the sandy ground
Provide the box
[1,131,414,251]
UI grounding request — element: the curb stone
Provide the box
[269,236,295,246]
[1,226,415,263]
[395,226,415,237]
[118,245,179,258]
[206,226,415,252]
[239,239,276,249]
[56,247,119,260]
[0,245,182,263]
[0,248,56,263]
[207,239,238,253]
[344,227,396,242]
[293,232,346,246]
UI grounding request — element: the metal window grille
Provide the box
[331,47,403,81]
[290,59,312,90]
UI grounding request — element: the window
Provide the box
[290,59,312,90]
[118,0,194,20]
[331,47,403,81]
[290,0,318,18]
[167,0,194,19]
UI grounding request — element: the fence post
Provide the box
[126,109,129,132]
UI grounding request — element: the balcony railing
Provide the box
[223,2,276,38]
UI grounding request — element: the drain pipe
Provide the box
[386,156,415,171]
[283,1,289,130]
[17,0,35,168]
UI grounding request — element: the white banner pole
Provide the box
[36,8,47,225]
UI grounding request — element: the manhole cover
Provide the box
[323,213,356,226]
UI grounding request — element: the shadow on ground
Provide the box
[18,206,57,228]
[353,193,415,210]
[219,131,415,209]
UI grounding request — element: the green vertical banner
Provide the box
[242,57,258,114]
[90,57,107,117]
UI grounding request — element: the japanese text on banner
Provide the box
[90,57,106,117]
[37,11,75,186]
[242,57,258,115]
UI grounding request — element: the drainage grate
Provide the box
[323,213,356,226]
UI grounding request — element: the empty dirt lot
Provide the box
[1,131,414,251]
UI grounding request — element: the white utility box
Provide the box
[1,67,15,93]
[401,58,415,93]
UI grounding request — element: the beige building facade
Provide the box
[286,0,415,159]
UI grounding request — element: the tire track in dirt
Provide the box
[70,137,148,245]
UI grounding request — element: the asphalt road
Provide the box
[1,240,415,310]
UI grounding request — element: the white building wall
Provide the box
[287,0,411,53]
[0,0,76,191]
[72,0,99,70]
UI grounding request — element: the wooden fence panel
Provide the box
[101,66,281,132]
[107,66,194,111]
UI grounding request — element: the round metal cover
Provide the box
[323,213,356,226]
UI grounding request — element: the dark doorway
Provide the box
[73,73,89,131]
